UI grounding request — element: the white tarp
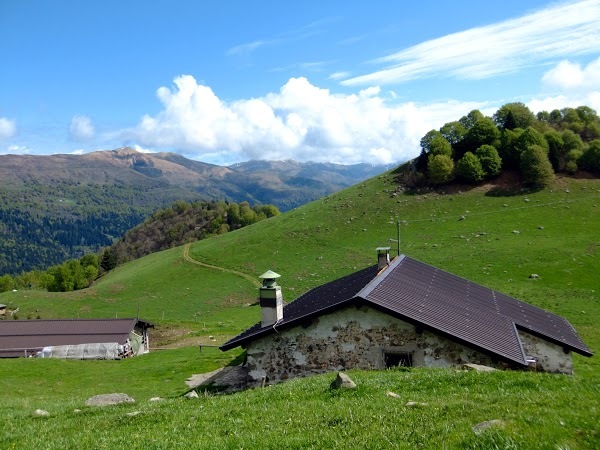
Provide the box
[37,342,120,360]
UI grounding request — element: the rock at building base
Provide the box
[330,372,356,390]
[463,363,497,372]
[85,393,135,407]
[184,390,199,399]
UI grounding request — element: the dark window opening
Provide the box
[384,352,413,368]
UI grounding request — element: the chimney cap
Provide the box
[376,247,391,252]
[259,270,281,280]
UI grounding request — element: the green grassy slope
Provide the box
[0,170,599,448]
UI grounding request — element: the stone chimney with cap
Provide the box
[376,247,391,270]
[258,270,283,327]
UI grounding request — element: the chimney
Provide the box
[258,270,283,327]
[376,247,391,270]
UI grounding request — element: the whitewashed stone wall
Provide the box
[245,305,500,385]
[518,329,573,374]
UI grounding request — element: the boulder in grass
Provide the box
[330,372,356,390]
[33,409,50,417]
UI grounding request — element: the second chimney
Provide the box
[376,247,391,270]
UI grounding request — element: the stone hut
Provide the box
[221,249,592,386]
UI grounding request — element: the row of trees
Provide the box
[0,200,280,293]
[0,254,99,293]
[411,103,600,187]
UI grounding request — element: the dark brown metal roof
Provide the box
[221,256,592,364]
[0,318,152,358]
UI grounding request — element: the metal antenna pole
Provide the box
[397,220,401,256]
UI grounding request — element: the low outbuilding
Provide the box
[0,318,153,359]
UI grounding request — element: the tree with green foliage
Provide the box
[0,274,14,293]
[475,145,502,178]
[464,117,500,153]
[515,127,549,155]
[429,135,453,157]
[545,129,565,171]
[440,121,467,145]
[420,130,444,153]
[580,140,600,174]
[100,248,118,272]
[520,145,555,187]
[459,110,484,130]
[427,154,454,185]
[499,128,524,169]
[493,102,536,130]
[456,152,485,183]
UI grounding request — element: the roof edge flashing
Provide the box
[356,254,405,299]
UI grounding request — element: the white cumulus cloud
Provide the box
[528,57,600,113]
[69,115,95,141]
[542,57,600,91]
[0,117,16,139]
[123,75,487,164]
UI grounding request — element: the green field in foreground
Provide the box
[0,172,598,448]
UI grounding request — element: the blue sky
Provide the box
[1,0,599,165]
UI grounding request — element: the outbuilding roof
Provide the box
[0,318,153,357]
[221,256,592,365]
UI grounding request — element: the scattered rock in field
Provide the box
[524,198,530,202]
[73,409,82,414]
[33,409,49,417]
[405,401,428,407]
[502,204,508,207]
[85,393,135,407]
[330,372,356,390]
[184,390,199,399]
[459,215,465,221]
[529,274,540,279]
[512,230,520,234]
[537,226,544,230]
[126,411,141,417]
[463,363,497,372]
[565,189,570,193]
[472,419,506,434]
[149,397,162,402]
[386,391,401,399]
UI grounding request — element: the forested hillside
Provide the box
[407,104,600,187]
[0,148,388,275]
[106,200,280,266]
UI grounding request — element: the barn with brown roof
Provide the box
[221,249,592,386]
[0,318,153,359]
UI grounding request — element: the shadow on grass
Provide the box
[485,185,543,197]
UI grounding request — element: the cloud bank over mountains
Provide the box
[121,75,484,165]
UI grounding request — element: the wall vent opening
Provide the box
[384,351,413,368]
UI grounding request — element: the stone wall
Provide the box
[518,329,573,374]
[245,305,500,385]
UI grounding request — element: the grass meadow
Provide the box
[1,171,598,448]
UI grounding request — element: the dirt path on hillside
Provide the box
[182,243,261,287]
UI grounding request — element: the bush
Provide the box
[427,154,454,185]
[579,140,600,174]
[456,152,485,183]
[475,145,502,177]
[520,145,555,187]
